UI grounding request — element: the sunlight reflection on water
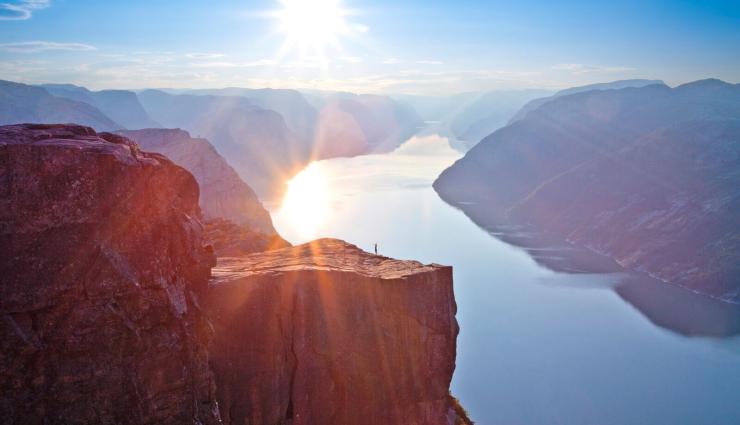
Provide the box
[273,134,462,243]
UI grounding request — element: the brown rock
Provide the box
[0,124,220,424]
[207,239,458,425]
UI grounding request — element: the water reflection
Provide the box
[277,163,331,240]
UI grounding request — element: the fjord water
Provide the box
[270,135,740,425]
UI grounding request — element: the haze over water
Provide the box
[272,134,740,425]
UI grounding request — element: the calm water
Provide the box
[269,135,740,425]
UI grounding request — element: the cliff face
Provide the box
[1,124,461,425]
[208,239,459,425]
[117,128,278,236]
[0,124,220,424]
[435,79,740,302]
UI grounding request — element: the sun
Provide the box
[273,0,356,65]
[278,163,332,240]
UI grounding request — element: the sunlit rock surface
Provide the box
[0,124,220,424]
[435,79,740,303]
[208,239,459,425]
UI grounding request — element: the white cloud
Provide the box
[416,60,444,65]
[340,56,363,64]
[0,0,49,20]
[185,53,225,59]
[0,41,96,53]
[551,63,635,74]
[382,58,402,65]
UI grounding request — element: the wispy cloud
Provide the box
[185,53,225,59]
[416,60,444,65]
[382,58,402,65]
[0,0,49,20]
[551,63,635,74]
[0,41,96,53]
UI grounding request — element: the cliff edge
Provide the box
[208,239,460,425]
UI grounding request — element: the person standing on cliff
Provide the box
[374,243,378,255]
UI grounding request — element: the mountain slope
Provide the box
[0,80,121,131]
[117,128,278,236]
[138,90,305,196]
[508,79,665,124]
[42,84,160,129]
[435,79,740,302]
[449,89,552,149]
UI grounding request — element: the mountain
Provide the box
[138,88,423,196]
[185,87,318,143]
[449,89,552,150]
[508,79,665,124]
[396,90,551,151]
[116,128,279,238]
[138,89,305,197]
[313,93,424,156]
[41,84,160,129]
[0,80,121,131]
[435,79,740,303]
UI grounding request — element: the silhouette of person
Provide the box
[374,243,378,255]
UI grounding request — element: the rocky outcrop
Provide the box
[117,128,278,236]
[207,239,459,425]
[0,124,461,424]
[0,124,220,424]
[435,79,740,303]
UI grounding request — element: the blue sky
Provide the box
[0,0,738,94]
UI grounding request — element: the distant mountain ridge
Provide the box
[41,84,160,129]
[0,80,121,131]
[508,79,665,124]
[435,79,740,303]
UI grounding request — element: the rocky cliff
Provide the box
[1,124,461,424]
[0,124,220,423]
[208,239,460,425]
[435,79,740,303]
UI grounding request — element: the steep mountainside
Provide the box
[508,79,665,124]
[138,90,305,196]
[435,79,740,302]
[41,84,160,129]
[208,239,460,425]
[0,124,219,424]
[0,80,121,131]
[117,128,277,235]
